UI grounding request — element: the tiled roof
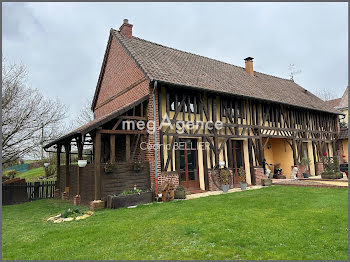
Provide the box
[338,87,348,109]
[339,128,348,140]
[44,95,148,148]
[113,29,340,114]
[325,98,341,109]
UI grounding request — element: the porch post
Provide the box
[56,144,61,194]
[110,135,116,163]
[63,142,71,193]
[94,130,101,200]
[126,135,131,162]
[76,135,83,199]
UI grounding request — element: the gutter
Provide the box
[152,80,159,195]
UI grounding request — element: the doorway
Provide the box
[231,140,245,184]
[179,138,200,190]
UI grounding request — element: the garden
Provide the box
[2,186,348,260]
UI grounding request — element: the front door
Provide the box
[179,139,200,189]
[232,140,244,184]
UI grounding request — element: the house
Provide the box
[326,87,348,163]
[44,19,341,207]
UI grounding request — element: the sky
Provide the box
[2,2,348,125]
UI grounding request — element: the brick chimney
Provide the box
[119,19,133,39]
[244,57,254,76]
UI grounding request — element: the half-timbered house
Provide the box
[44,19,341,207]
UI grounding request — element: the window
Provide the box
[168,93,199,113]
[222,100,242,118]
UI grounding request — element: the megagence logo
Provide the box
[121,113,224,134]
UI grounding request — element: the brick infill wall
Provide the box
[157,172,179,190]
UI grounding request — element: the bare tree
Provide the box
[2,60,67,165]
[315,88,337,101]
[75,97,94,127]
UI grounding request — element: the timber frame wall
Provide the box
[158,83,339,186]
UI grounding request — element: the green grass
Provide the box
[15,167,46,182]
[2,186,348,260]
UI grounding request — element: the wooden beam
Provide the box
[56,144,62,192]
[126,135,131,162]
[202,137,209,190]
[100,129,147,135]
[110,135,116,163]
[94,131,101,200]
[64,143,71,192]
[248,138,256,185]
[117,115,147,121]
[131,134,141,161]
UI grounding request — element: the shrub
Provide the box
[219,169,230,185]
[321,171,343,179]
[3,170,18,180]
[299,157,310,167]
[120,188,144,196]
[238,167,246,183]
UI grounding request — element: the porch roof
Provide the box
[44,95,148,149]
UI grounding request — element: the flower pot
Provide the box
[222,184,229,193]
[78,160,87,168]
[239,182,247,190]
[174,188,186,199]
[261,178,272,186]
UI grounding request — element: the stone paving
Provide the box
[272,178,348,188]
[185,185,264,200]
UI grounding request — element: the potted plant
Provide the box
[161,182,175,202]
[298,157,310,178]
[104,161,117,174]
[238,167,247,190]
[174,185,186,199]
[219,168,230,193]
[133,161,143,172]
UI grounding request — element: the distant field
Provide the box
[15,167,55,182]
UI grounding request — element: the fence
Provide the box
[2,181,56,205]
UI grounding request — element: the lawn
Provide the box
[2,186,348,260]
[15,167,56,182]
[15,167,46,182]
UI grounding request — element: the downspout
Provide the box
[152,81,159,195]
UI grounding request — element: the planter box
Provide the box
[174,189,186,199]
[261,179,272,186]
[321,172,343,179]
[107,192,153,209]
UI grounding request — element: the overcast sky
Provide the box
[2,2,348,125]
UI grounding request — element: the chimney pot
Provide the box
[244,57,254,76]
[119,18,133,39]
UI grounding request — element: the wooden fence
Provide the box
[2,181,56,205]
